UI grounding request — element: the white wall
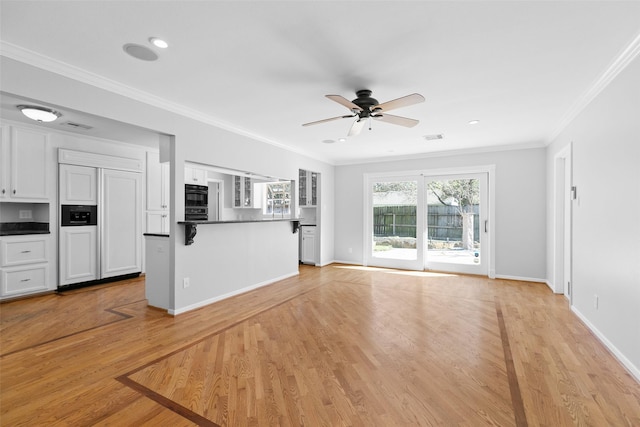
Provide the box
[334,147,547,281]
[546,55,640,378]
[1,57,335,313]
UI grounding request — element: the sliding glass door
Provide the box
[366,176,424,270]
[425,173,488,275]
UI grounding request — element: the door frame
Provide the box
[553,143,573,300]
[363,166,495,277]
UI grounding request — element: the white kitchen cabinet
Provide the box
[233,176,261,208]
[147,152,169,211]
[146,211,170,234]
[0,125,49,201]
[184,166,206,185]
[300,226,316,265]
[0,234,50,297]
[59,226,97,285]
[59,164,97,205]
[102,169,142,278]
[146,152,170,233]
[298,169,318,207]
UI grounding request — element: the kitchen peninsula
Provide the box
[178,218,300,245]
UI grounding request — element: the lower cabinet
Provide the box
[146,211,170,234]
[300,226,316,265]
[0,235,50,298]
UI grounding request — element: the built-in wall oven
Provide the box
[185,184,208,220]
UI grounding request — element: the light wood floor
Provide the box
[1,265,639,426]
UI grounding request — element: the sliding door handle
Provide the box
[484,220,488,233]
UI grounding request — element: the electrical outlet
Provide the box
[183,277,190,289]
[594,294,599,310]
[19,210,32,219]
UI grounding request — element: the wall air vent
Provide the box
[60,121,93,130]
[424,134,444,141]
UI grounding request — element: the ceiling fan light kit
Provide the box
[303,89,425,137]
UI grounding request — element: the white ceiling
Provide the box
[1,1,639,165]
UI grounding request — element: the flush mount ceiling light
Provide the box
[17,105,61,122]
[468,119,480,125]
[149,37,168,49]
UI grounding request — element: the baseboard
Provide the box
[169,271,300,316]
[494,274,546,283]
[571,306,640,383]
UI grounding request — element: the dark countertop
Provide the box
[0,222,50,236]
[143,233,170,237]
[178,218,301,225]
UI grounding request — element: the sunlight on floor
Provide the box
[334,264,458,278]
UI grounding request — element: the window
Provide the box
[264,182,291,216]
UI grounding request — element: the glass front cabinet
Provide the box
[298,169,318,207]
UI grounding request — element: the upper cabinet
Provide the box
[59,164,97,205]
[0,126,49,201]
[147,152,169,211]
[233,176,261,209]
[298,169,318,207]
[184,166,206,185]
[146,152,170,234]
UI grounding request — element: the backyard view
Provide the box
[373,178,481,265]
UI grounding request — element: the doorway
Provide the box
[553,145,572,299]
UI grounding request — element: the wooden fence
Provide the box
[373,205,480,241]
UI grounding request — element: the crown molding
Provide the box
[0,41,332,164]
[547,30,640,143]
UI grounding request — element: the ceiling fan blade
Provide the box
[326,95,363,112]
[373,93,425,112]
[348,118,366,136]
[302,115,354,127]
[373,113,419,128]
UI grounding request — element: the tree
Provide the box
[428,179,479,250]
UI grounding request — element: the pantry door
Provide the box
[424,173,488,275]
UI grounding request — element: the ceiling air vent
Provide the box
[60,121,93,130]
[424,134,444,141]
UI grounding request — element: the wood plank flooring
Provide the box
[1,265,639,426]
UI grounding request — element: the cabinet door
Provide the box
[185,167,206,185]
[0,126,8,198]
[146,211,170,234]
[1,236,48,267]
[302,232,316,265]
[310,172,318,206]
[59,164,97,205]
[59,226,98,285]
[10,127,49,200]
[146,152,170,210]
[102,169,142,278]
[298,169,307,206]
[234,175,242,207]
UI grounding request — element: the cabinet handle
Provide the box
[21,278,31,282]
[1,189,5,194]
[21,250,32,253]
[13,189,16,194]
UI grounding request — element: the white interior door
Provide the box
[101,169,142,278]
[425,173,488,275]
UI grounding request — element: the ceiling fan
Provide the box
[302,89,425,137]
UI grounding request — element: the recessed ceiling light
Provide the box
[149,37,169,49]
[17,105,61,122]
[424,134,444,141]
[468,120,480,125]
[337,138,347,143]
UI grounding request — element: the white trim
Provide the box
[168,271,299,316]
[547,30,640,143]
[494,274,546,283]
[0,41,330,164]
[571,306,640,383]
